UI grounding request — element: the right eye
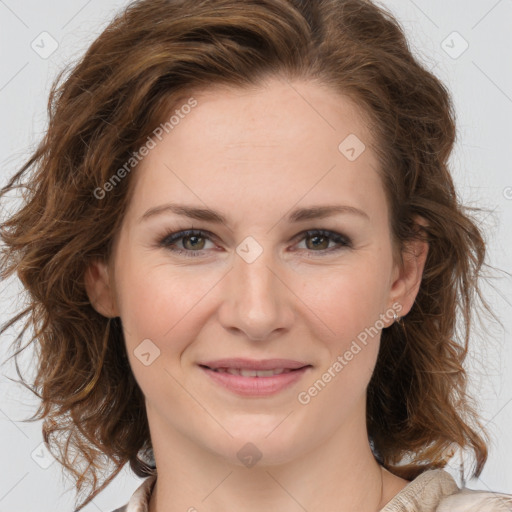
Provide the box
[158,229,217,257]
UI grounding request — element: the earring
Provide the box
[393,311,402,324]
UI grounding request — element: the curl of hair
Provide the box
[0,0,500,509]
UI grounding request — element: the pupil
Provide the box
[185,235,204,250]
[308,235,328,250]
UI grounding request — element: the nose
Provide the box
[217,245,295,342]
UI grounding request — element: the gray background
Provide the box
[0,0,511,510]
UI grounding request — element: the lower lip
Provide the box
[200,366,310,396]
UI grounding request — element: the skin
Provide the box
[85,75,428,511]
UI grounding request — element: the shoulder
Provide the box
[437,486,512,511]
[108,474,157,512]
[380,469,512,512]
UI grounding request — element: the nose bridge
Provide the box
[218,237,293,340]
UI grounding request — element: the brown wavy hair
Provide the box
[0,0,501,509]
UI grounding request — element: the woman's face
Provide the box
[87,76,426,467]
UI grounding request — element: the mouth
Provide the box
[203,367,300,377]
[198,358,312,396]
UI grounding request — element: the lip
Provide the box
[198,358,310,371]
[198,358,312,397]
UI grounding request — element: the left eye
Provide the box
[295,230,350,251]
[158,229,351,257]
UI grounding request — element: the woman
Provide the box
[1,0,510,511]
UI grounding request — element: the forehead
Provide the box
[127,77,385,226]
[174,77,374,157]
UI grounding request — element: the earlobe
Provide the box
[84,258,119,318]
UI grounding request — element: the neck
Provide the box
[147,412,391,512]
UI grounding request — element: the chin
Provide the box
[205,429,308,469]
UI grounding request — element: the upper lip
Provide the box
[199,358,311,371]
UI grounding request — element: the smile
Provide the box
[199,364,311,396]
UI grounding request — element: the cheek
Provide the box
[293,258,390,398]
[297,260,391,340]
[114,255,223,353]
[296,270,386,413]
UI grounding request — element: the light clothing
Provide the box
[111,468,512,512]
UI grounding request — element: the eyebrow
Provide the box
[138,202,369,225]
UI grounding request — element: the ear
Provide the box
[84,258,119,318]
[388,216,429,318]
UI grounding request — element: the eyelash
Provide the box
[157,228,352,258]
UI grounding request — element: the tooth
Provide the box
[239,369,258,377]
[257,370,278,377]
[211,368,296,376]
[240,369,287,377]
